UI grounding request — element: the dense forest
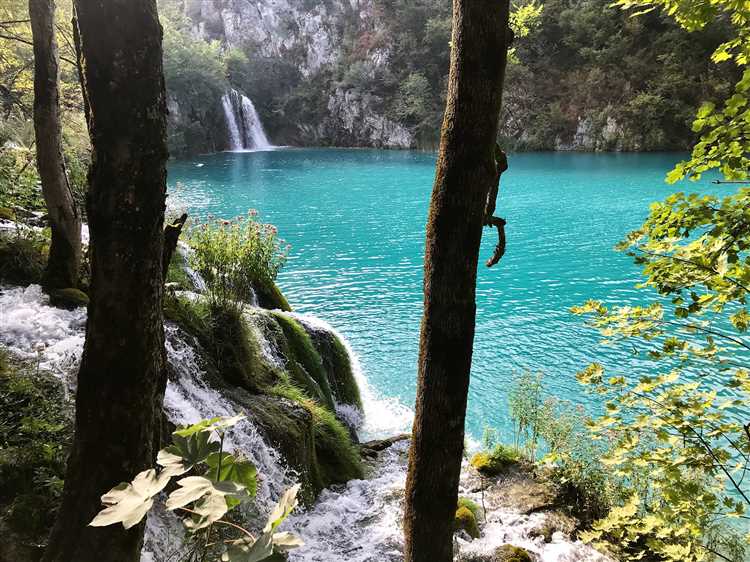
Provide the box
[1,0,741,159]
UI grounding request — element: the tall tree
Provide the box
[403,2,512,561]
[41,0,169,560]
[28,0,82,290]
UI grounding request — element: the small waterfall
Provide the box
[221,89,273,151]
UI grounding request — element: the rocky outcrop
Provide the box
[167,0,417,151]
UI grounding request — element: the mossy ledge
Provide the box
[164,293,364,501]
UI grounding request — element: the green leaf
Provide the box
[206,452,258,497]
[173,414,246,438]
[222,531,274,562]
[164,431,221,470]
[89,469,171,529]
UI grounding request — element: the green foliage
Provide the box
[90,415,302,561]
[188,214,290,315]
[159,1,228,155]
[0,349,72,540]
[508,371,545,458]
[470,444,521,477]
[502,0,735,151]
[614,0,749,180]
[0,227,48,286]
[571,187,750,560]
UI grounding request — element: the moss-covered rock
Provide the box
[48,287,89,309]
[0,234,47,286]
[491,545,533,562]
[0,207,16,221]
[165,248,195,291]
[470,445,521,477]
[164,294,363,500]
[270,311,336,411]
[304,324,362,409]
[254,279,292,311]
[455,505,480,539]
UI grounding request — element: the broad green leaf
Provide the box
[164,431,220,470]
[206,452,258,497]
[173,414,245,438]
[165,475,246,513]
[272,531,304,552]
[89,469,171,529]
[221,531,274,562]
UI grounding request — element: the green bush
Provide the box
[0,349,72,540]
[187,214,289,314]
[0,229,48,286]
[470,444,521,477]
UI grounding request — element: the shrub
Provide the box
[187,213,289,314]
[0,228,48,286]
[470,444,521,477]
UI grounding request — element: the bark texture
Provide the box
[29,0,82,290]
[42,1,169,561]
[403,2,511,561]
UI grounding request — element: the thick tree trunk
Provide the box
[29,0,82,290]
[42,2,169,561]
[403,2,511,562]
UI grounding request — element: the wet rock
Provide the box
[360,434,409,459]
[48,288,89,310]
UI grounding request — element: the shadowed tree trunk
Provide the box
[29,0,82,290]
[41,1,169,561]
[403,2,511,561]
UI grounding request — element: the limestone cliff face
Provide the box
[174,0,415,150]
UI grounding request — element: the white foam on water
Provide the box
[284,441,409,562]
[0,284,86,381]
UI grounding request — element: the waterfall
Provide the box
[221,89,273,151]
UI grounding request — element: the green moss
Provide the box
[254,279,292,311]
[165,250,194,290]
[308,328,362,409]
[0,234,47,286]
[273,380,363,487]
[164,298,362,497]
[470,444,521,477]
[48,288,88,309]
[164,296,280,393]
[271,311,335,411]
[454,506,480,539]
[458,497,481,519]
[492,545,533,562]
[0,207,16,221]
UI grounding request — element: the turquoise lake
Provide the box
[168,149,725,440]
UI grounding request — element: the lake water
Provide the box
[168,149,721,440]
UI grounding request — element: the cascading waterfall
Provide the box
[221,89,273,151]
[0,282,611,562]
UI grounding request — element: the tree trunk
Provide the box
[403,2,511,561]
[42,1,169,561]
[29,0,82,290]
